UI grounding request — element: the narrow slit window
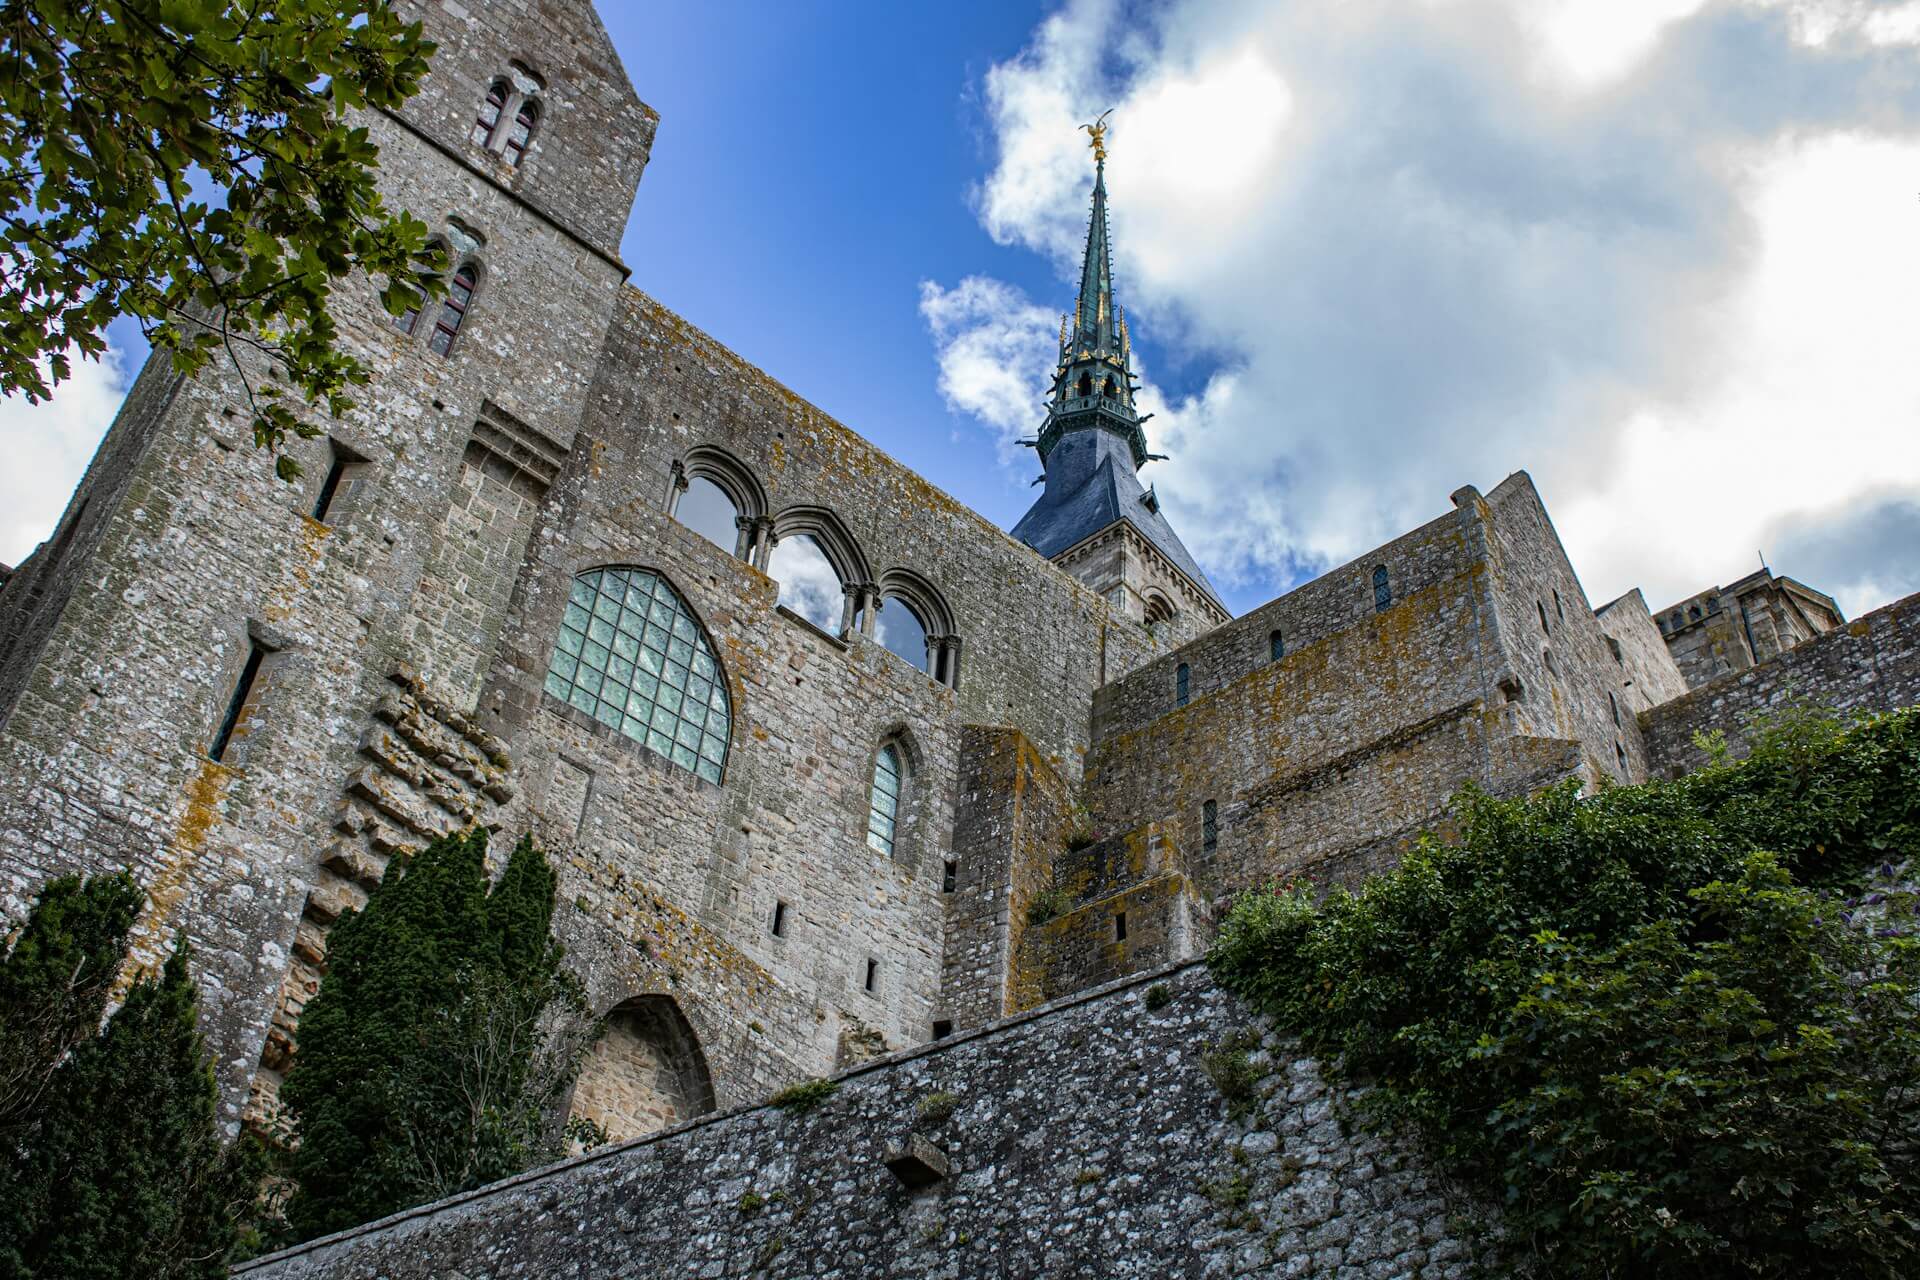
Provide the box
[770,901,788,938]
[429,264,477,356]
[942,860,957,893]
[1554,589,1565,621]
[210,642,268,763]
[1114,911,1127,942]
[863,959,878,993]
[1538,601,1551,634]
[504,99,539,166]
[867,744,903,856]
[1175,662,1190,707]
[1202,799,1218,854]
[1372,565,1392,612]
[1269,629,1284,662]
[1609,691,1620,725]
[312,451,347,523]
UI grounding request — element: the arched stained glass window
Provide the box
[867,744,902,856]
[545,567,731,784]
[1372,565,1392,612]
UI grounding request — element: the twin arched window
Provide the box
[867,744,903,856]
[544,568,731,784]
[471,72,542,166]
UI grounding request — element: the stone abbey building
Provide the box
[3,6,1918,1249]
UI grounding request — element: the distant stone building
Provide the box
[0,0,1913,1190]
[1653,568,1845,690]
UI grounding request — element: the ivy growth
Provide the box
[1209,705,1920,1279]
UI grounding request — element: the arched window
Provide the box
[504,97,539,166]
[471,79,509,148]
[1102,375,1117,397]
[1175,662,1190,707]
[872,595,930,673]
[544,567,731,784]
[1538,601,1550,634]
[768,534,845,634]
[1076,371,1092,397]
[1269,629,1284,662]
[867,744,903,856]
[1372,565,1391,612]
[428,263,478,356]
[1143,592,1175,627]
[1670,610,1684,629]
[675,477,739,554]
[1688,604,1702,621]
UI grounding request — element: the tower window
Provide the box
[867,744,903,856]
[770,901,789,938]
[1609,691,1620,725]
[1372,565,1392,612]
[1270,629,1284,662]
[210,641,270,764]
[943,860,957,893]
[543,567,732,784]
[1538,601,1550,634]
[311,441,365,524]
[864,958,878,993]
[471,79,508,148]
[1076,371,1092,397]
[932,1020,953,1040]
[1175,663,1190,707]
[504,98,539,166]
[1202,800,1218,854]
[1114,911,1127,942]
[428,264,478,356]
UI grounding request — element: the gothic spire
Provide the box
[1038,114,1146,470]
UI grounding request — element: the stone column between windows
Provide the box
[665,460,688,518]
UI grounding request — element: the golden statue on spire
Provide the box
[1080,109,1112,163]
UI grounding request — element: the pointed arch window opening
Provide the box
[428,264,477,356]
[867,744,903,857]
[544,567,731,785]
[504,98,539,167]
[472,79,509,148]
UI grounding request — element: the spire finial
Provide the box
[1080,109,1112,164]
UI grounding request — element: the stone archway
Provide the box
[568,995,717,1142]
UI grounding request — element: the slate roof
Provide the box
[1011,428,1226,613]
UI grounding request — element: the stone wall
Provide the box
[1594,588,1690,716]
[1640,590,1920,777]
[235,963,1496,1280]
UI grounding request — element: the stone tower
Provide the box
[1011,136,1229,647]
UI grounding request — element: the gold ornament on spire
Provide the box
[1080,109,1112,163]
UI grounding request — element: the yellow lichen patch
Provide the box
[120,757,234,992]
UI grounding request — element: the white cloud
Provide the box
[927,0,1920,615]
[0,348,128,566]
[768,534,846,634]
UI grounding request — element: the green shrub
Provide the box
[1144,982,1173,1011]
[0,876,257,1279]
[916,1090,959,1125]
[280,828,594,1243]
[768,1078,839,1114]
[1209,705,1920,1280]
[1026,887,1073,926]
[1200,1028,1263,1120]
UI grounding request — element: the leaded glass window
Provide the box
[544,567,731,784]
[1175,662,1190,707]
[1372,565,1392,612]
[867,744,902,856]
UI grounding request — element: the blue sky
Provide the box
[9,0,1920,623]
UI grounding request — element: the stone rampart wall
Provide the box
[235,963,1495,1280]
[1640,590,1920,776]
